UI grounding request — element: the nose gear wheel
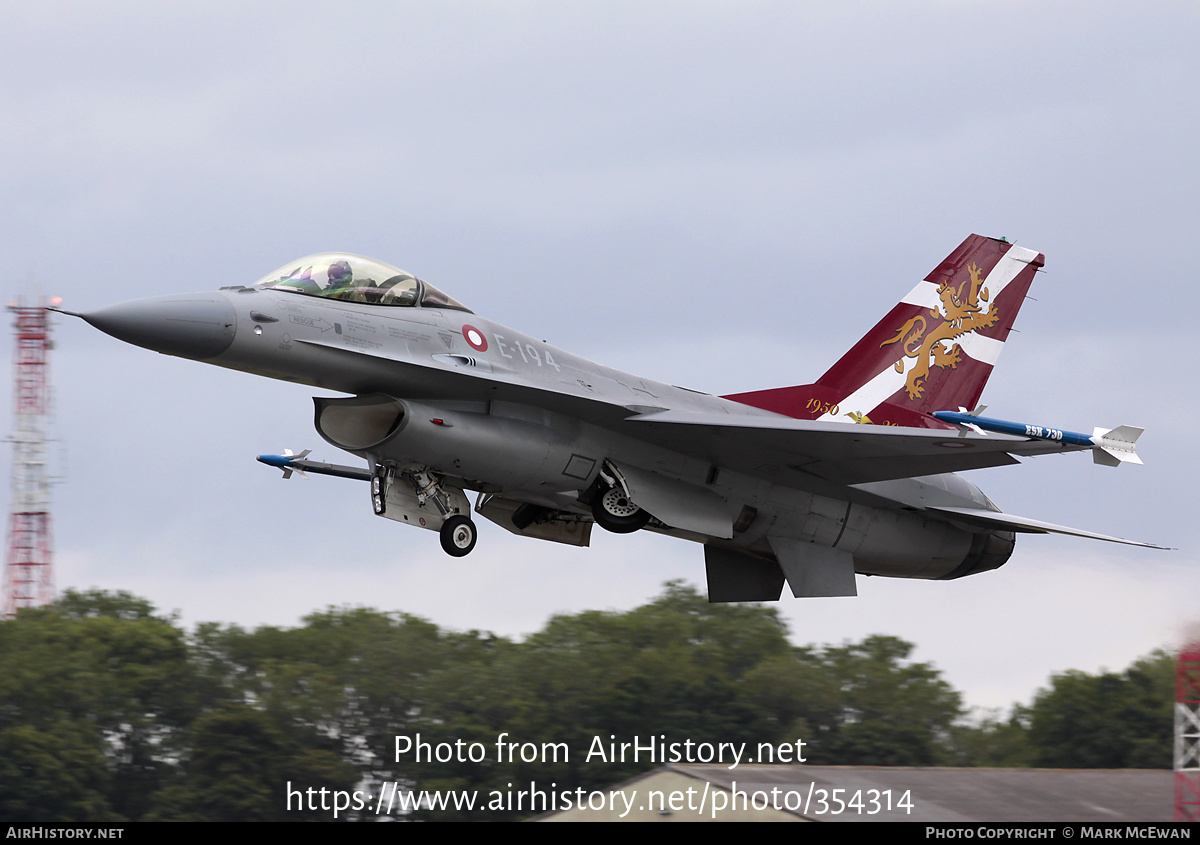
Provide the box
[440,515,478,556]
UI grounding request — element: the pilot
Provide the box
[324,259,355,298]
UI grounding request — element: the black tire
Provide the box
[440,515,478,556]
[591,486,650,534]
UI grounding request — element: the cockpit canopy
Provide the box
[251,253,471,312]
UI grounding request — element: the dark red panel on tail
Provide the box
[723,235,1044,424]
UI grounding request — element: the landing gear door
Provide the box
[371,466,469,532]
[618,463,736,539]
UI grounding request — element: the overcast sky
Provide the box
[2,1,1197,714]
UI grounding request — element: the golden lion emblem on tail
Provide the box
[880,263,998,400]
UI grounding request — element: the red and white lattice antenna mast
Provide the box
[1,299,55,616]
[1177,638,1200,821]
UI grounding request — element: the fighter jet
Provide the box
[63,234,1165,601]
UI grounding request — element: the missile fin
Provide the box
[1092,425,1144,466]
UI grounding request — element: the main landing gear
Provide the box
[591,485,650,534]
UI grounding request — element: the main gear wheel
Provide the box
[591,486,650,534]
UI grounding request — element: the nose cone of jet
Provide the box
[81,293,237,360]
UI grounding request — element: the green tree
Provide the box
[492,581,792,790]
[146,705,357,821]
[1027,650,1174,769]
[0,722,119,822]
[942,706,1033,767]
[0,591,195,820]
[793,635,964,765]
[13,583,1176,821]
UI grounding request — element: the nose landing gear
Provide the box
[370,462,479,556]
[440,515,478,557]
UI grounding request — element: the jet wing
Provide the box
[620,410,1085,485]
[925,506,1170,550]
[297,340,1084,486]
[294,338,650,425]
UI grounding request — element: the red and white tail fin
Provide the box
[724,235,1044,427]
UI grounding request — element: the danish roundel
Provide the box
[462,324,488,352]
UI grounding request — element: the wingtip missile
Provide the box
[256,450,371,482]
[932,411,1144,467]
[255,453,294,470]
[256,450,311,479]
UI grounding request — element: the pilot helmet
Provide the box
[326,260,353,289]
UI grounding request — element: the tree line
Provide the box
[0,583,1175,821]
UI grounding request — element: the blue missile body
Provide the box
[931,411,1094,447]
[257,454,295,470]
[256,453,372,481]
[932,411,1144,466]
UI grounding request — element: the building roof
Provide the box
[536,765,1174,822]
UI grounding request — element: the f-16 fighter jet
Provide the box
[65,234,1164,601]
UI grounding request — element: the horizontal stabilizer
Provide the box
[928,506,1170,550]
